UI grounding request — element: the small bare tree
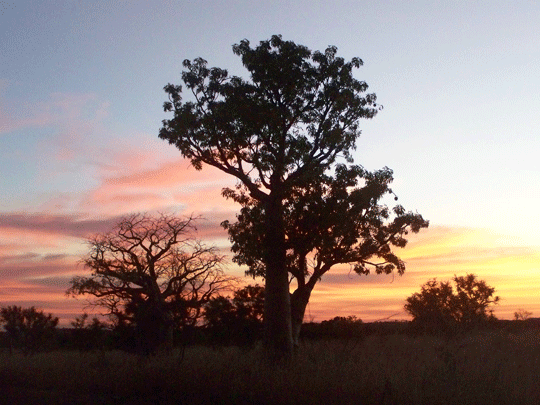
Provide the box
[514,309,533,321]
[67,213,235,352]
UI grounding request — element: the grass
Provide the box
[1,328,539,404]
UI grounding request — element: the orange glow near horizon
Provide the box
[303,227,540,322]
[1,217,539,326]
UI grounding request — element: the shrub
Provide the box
[203,284,264,345]
[405,274,499,332]
[0,306,59,353]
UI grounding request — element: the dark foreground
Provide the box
[1,329,539,405]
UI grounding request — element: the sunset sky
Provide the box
[1,1,539,326]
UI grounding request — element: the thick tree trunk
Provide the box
[263,196,293,357]
[290,285,313,348]
[136,295,174,353]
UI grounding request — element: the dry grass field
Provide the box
[1,328,539,405]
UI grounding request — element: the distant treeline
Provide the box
[0,275,536,354]
[1,313,539,354]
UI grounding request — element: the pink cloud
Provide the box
[174,183,239,214]
[0,226,68,250]
[0,250,81,325]
[2,84,239,224]
[0,260,76,282]
[0,85,180,186]
[0,242,23,255]
[99,158,233,190]
[81,191,172,216]
[80,156,237,218]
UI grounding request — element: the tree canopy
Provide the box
[160,35,380,198]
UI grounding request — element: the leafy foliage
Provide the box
[0,306,59,353]
[404,274,500,330]
[160,35,380,195]
[223,162,428,345]
[223,164,428,279]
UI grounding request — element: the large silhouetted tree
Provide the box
[159,35,426,354]
[67,213,234,352]
[160,35,383,356]
[223,164,428,345]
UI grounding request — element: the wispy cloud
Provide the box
[80,155,237,218]
[0,86,108,137]
[0,213,124,239]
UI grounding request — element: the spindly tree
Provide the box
[67,213,234,352]
[160,35,383,355]
[514,308,532,321]
[223,164,428,346]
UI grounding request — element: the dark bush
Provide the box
[0,306,59,353]
[405,274,499,334]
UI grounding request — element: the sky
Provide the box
[1,0,539,325]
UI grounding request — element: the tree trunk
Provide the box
[290,285,313,348]
[161,309,174,351]
[263,196,293,357]
[136,296,174,354]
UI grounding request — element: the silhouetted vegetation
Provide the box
[223,164,429,347]
[67,213,235,353]
[514,308,533,320]
[405,274,500,333]
[160,34,428,356]
[2,291,540,404]
[305,316,364,338]
[203,284,264,345]
[0,306,58,354]
[69,313,108,351]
